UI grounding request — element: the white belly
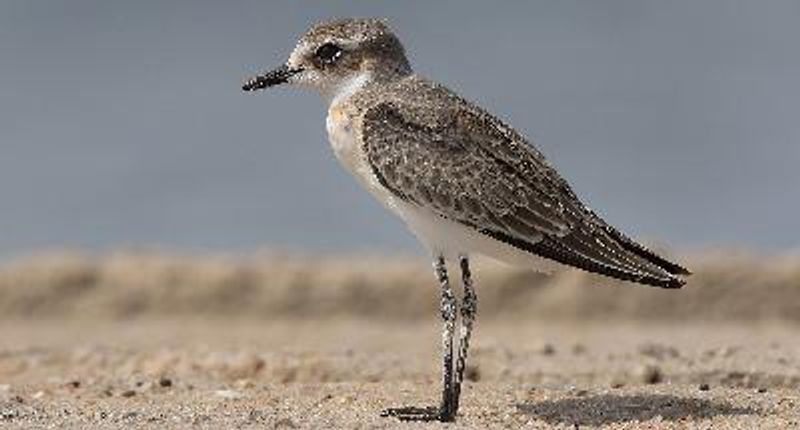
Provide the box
[325,108,560,272]
[395,201,562,272]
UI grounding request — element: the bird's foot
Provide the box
[381,405,455,422]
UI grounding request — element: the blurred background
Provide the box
[2,1,799,258]
[0,1,799,321]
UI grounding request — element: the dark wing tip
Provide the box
[672,264,692,277]
[669,276,687,288]
[481,229,687,289]
[599,223,691,277]
[637,248,692,277]
[644,273,686,289]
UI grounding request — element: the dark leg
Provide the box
[382,255,458,422]
[452,255,477,414]
[437,255,458,420]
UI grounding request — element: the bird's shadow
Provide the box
[517,394,757,427]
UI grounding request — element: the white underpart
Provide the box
[325,75,562,272]
[328,71,372,106]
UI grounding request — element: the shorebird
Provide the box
[242,18,690,422]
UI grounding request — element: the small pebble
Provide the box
[638,343,679,360]
[699,383,710,391]
[65,381,81,389]
[635,364,663,384]
[571,343,587,355]
[757,387,768,393]
[274,417,298,429]
[158,377,172,388]
[215,389,243,400]
[465,365,480,382]
[121,390,136,398]
[2,409,19,420]
[540,343,556,355]
[235,379,255,389]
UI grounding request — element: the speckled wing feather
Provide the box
[362,93,689,288]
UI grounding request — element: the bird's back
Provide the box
[348,75,689,288]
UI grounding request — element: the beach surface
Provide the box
[2,319,798,429]
[1,251,799,429]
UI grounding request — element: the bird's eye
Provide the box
[314,43,343,65]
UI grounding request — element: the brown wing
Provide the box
[362,100,689,288]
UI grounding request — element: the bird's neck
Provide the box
[327,62,412,108]
[328,71,373,107]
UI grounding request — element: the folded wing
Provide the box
[362,100,689,288]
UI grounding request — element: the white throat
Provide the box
[328,71,371,107]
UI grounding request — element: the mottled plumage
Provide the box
[352,76,688,288]
[243,17,689,422]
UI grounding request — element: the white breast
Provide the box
[326,104,398,210]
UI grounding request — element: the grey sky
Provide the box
[1,1,798,258]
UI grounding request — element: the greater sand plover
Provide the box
[243,18,690,422]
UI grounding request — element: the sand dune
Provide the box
[1,249,798,321]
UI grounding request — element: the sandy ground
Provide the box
[1,250,799,428]
[1,318,798,429]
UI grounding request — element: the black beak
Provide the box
[242,65,303,92]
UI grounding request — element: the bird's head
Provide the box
[242,18,412,102]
